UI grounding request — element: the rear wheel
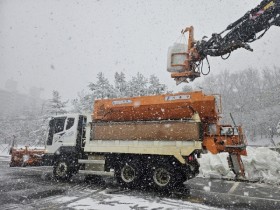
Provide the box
[148,162,184,190]
[153,167,171,187]
[53,158,73,181]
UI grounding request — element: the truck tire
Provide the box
[148,162,183,190]
[53,157,73,181]
[115,159,142,188]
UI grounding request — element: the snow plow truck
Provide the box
[24,91,247,190]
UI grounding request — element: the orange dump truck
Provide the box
[13,91,246,190]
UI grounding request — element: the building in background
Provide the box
[0,79,45,117]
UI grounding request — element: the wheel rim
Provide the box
[56,162,67,177]
[121,165,136,183]
[153,168,171,187]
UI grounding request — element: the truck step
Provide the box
[78,170,114,176]
[78,159,105,164]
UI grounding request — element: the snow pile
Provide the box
[243,146,280,184]
[198,152,235,179]
[198,146,280,184]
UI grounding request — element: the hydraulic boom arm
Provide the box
[170,0,280,84]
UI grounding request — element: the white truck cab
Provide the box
[44,114,87,165]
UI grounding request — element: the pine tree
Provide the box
[148,74,167,95]
[128,72,148,97]
[114,72,128,97]
[71,90,94,114]
[47,90,68,116]
[88,72,116,99]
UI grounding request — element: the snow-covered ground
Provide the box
[52,189,219,210]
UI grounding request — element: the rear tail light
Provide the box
[188,155,194,161]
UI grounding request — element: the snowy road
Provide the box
[0,159,218,210]
[1,159,280,210]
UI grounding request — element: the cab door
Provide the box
[46,116,78,154]
[60,117,78,147]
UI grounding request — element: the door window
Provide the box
[54,117,66,133]
[66,118,75,130]
[46,117,66,146]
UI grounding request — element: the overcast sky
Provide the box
[0,0,279,100]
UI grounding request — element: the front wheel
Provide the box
[53,158,73,181]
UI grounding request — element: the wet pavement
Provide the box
[0,159,280,209]
[187,177,280,209]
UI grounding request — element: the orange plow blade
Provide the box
[10,146,45,167]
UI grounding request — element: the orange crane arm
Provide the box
[169,0,280,84]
